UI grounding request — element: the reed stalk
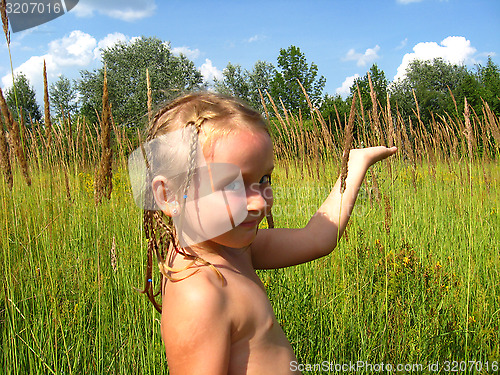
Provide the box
[463,97,474,363]
[63,162,72,202]
[481,99,500,156]
[464,98,474,160]
[110,236,118,273]
[368,72,382,145]
[0,113,13,190]
[340,95,356,194]
[2,0,23,131]
[94,65,113,205]
[0,87,31,186]
[386,92,395,148]
[65,112,73,163]
[355,83,366,143]
[265,91,294,163]
[1,0,9,44]
[43,61,52,152]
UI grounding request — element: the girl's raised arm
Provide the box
[251,146,397,269]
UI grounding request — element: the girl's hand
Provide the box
[348,146,397,169]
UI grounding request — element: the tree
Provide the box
[214,60,275,114]
[78,36,204,126]
[214,63,250,101]
[246,60,275,112]
[476,56,500,115]
[350,64,388,111]
[49,75,78,120]
[270,46,325,116]
[454,70,483,115]
[389,58,469,127]
[320,93,350,129]
[5,73,42,126]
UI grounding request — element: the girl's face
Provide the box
[197,129,274,249]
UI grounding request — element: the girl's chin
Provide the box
[209,228,258,249]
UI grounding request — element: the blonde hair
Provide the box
[137,92,274,312]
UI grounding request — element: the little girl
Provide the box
[128,92,397,374]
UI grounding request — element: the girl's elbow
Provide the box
[311,237,337,259]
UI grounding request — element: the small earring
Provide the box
[168,201,179,216]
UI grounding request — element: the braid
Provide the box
[135,209,163,312]
[184,119,203,194]
[176,117,204,245]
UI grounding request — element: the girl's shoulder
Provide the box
[163,264,228,314]
[160,265,233,373]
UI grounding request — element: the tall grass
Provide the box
[0,39,499,373]
[265,158,499,368]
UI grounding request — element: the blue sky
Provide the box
[1,0,499,105]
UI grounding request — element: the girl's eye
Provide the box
[224,180,243,191]
[259,175,272,185]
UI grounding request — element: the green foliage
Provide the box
[214,62,249,99]
[214,60,275,113]
[390,58,470,127]
[49,75,79,120]
[247,60,276,109]
[215,46,327,118]
[5,73,42,126]
[386,57,500,137]
[350,64,388,111]
[270,46,326,117]
[320,93,349,126]
[78,36,203,126]
[476,56,500,114]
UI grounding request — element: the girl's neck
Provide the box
[182,240,249,261]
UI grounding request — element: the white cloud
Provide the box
[246,34,266,43]
[344,45,380,67]
[2,30,97,90]
[48,30,97,66]
[1,31,131,103]
[2,54,53,90]
[93,32,129,59]
[394,36,477,81]
[171,46,201,60]
[72,0,156,21]
[199,59,222,82]
[396,38,408,50]
[336,74,360,98]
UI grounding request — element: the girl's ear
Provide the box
[151,176,180,217]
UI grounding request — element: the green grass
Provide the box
[264,157,499,372]
[1,156,499,374]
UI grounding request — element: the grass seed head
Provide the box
[0,113,13,190]
[94,65,113,205]
[43,60,52,147]
[340,95,356,194]
[464,97,474,159]
[0,0,9,45]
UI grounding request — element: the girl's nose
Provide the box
[246,187,267,213]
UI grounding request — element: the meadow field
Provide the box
[1,79,499,375]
